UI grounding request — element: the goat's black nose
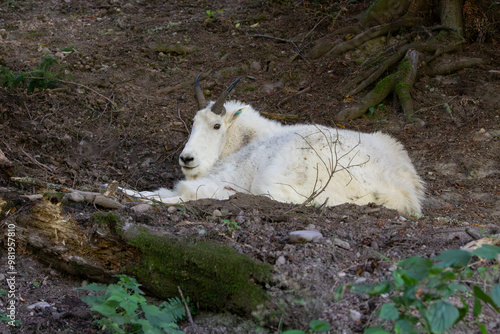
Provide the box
[180,155,194,164]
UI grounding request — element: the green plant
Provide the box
[222,219,241,232]
[0,313,22,326]
[0,55,69,93]
[79,275,186,334]
[368,103,385,117]
[338,245,500,333]
[204,9,223,21]
[91,212,120,226]
[281,319,330,333]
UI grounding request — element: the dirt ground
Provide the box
[0,0,499,333]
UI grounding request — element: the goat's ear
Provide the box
[226,106,249,123]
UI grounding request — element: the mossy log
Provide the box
[0,186,270,314]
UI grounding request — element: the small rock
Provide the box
[349,309,362,322]
[276,255,286,266]
[212,209,222,217]
[289,230,323,243]
[250,61,261,72]
[93,195,123,209]
[131,204,151,213]
[64,192,85,203]
[27,301,51,310]
[333,237,351,250]
[167,206,177,214]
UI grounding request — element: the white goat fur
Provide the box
[132,100,424,216]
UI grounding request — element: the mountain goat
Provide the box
[127,74,425,216]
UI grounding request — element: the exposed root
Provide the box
[395,49,420,121]
[314,19,420,59]
[346,43,414,96]
[311,0,488,121]
[428,56,484,76]
[336,49,420,122]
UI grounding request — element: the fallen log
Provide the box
[0,186,270,314]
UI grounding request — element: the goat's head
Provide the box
[179,74,246,180]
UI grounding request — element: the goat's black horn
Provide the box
[211,77,241,115]
[194,73,207,110]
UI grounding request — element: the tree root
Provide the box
[311,0,484,121]
[346,43,414,96]
[336,49,420,121]
[323,19,420,58]
[428,57,484,76]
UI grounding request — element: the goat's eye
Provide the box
[213,124,221,130]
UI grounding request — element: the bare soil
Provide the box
[0,0,499,333]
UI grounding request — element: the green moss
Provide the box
[43,191,64,203]
[372,73,395,95]
[127,230,270,314]
[91,212,120,226]
[395,81,411,101]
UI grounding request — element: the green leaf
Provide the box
[395,318,418,334]
[159,297,187,322]
[352,281,391,296]
[491,284,500,308]
[106,294,125,304]
[474,285,500,312]
[364,327,390,334]
[143,304,176,327]
[334,285,345,302]
[108,314,131,326]
[456,295,469,324]
[379,303,399,320]
[474,294,482,317]
[91,304,118,317]
[80,295,106,307]
[433,249,471,268]
[280,330,305,334]
[78,283,107,291]
[398,257,433,280]
[428,300,459,333]
[309,319,329,332]
[119,298,139,315]
[478,323,488,334]
[472,244,500,260]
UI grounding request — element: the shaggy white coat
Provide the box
[128,101,425,216]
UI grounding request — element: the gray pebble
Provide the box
[276,255,286,266]
[289,230,323,243]
[131,204,151,213]
[27,301,51,310]
[333,237,351,250]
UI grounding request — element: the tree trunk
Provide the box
[440,0,465,36]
